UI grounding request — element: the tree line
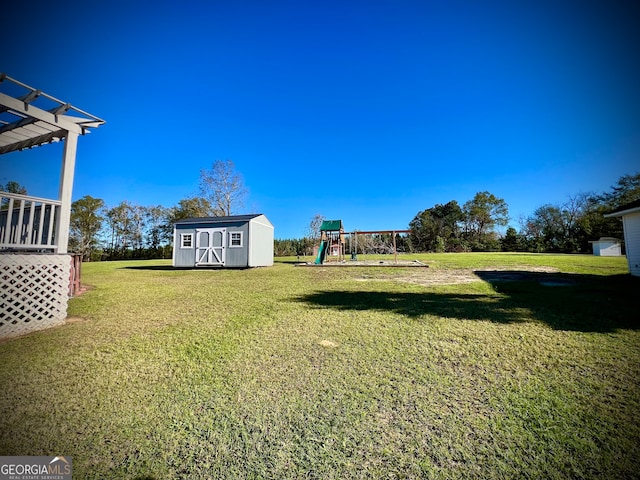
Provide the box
[68,160,247,260]
[275,172,638,256]
[408,173,639,253]
[4,168,637,259]
[274,234,413,257]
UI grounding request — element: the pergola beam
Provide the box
[0,130,65,155]
[0,104,71,138]
[0,74,104,254]
[0,92,84,135]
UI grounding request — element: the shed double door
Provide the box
[195,228,226,266]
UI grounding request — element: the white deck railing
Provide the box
[0,191,61,252]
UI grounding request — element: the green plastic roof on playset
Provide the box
[320,220,343,231]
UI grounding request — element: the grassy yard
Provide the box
[1,253,639,479]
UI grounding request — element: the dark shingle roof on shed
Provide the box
[175,214,263,225]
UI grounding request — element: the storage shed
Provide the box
[604,200,640,277]
[589,237,622,256]
[173,214,273,268]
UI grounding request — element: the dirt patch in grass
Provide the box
[360,265,562,287]
[296,260,428,267]
[0,317,89,344]
[392,269,479,286]
[64,316,89,324]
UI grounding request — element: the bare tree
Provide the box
[306,214,325,242]
[356,233,395,254]
[199,160,247,216]
[302,214,325,256]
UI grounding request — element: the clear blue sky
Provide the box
[2,0,638,239]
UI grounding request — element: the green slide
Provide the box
[314,240,328,264]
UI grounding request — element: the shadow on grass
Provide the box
[275,258,307,264]
[294,271,640,333]
[121,265,250,271]
[122,265,185,271]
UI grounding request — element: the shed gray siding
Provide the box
[173,225,195,267]
[172,214,273,268]
[173,221,248,267]
[223,221,250,267]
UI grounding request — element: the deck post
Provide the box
[56,131,79,254]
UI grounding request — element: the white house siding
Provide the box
[248,215,274,267]
[622,212,640,276]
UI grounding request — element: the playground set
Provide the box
[312,219,414,265]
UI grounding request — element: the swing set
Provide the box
[314,219,411,265]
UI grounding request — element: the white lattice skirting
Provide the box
[0,254,71,340]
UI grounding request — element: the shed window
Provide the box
[180,233,193,248]
[229,232,243,247]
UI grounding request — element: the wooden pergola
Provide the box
[0,74,104,340]
[0,73,105,253]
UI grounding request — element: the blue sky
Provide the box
[2,0,638,239]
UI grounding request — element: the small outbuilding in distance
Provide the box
[588,237,622,257]
[173,214,274,268]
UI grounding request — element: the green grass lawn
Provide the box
[1,253,639,479]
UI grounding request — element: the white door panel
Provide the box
[195,228,226,265]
